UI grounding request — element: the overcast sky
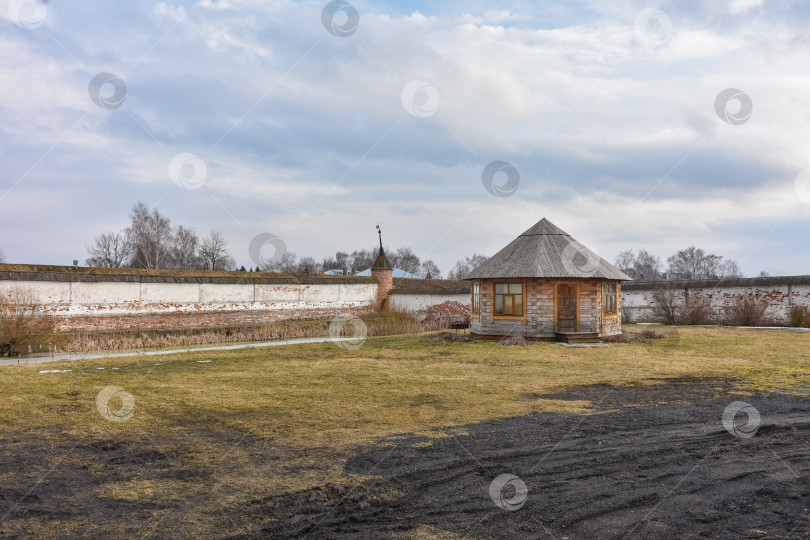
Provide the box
[2,0,809,276]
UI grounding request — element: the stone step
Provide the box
[555,331,601,344]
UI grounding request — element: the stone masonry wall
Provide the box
[622,277,810,325]
[0,267,378,331]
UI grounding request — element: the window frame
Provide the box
[603,282,617,316]
[492,280,525,320]
[471,282,480,317]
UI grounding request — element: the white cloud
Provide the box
[729,0,764,14]
[0,0,809,274]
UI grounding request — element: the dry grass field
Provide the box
[1,326,809,538]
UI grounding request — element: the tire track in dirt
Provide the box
[248,380,810,539]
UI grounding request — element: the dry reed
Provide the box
[51,308,454,354]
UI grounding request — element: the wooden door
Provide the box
[557,284,577,331]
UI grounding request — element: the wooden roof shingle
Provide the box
[464,218,632,280]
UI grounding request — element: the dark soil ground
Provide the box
[250,379,810,539]
[2,379,809,539]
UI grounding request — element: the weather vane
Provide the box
[376,223,383,249]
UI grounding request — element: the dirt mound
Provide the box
[423,301,471,324]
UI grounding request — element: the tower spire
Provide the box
[372,223,390,269]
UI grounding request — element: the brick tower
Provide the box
[371,224,393,308]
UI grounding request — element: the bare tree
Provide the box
[280,252,297,273]
[322,251,351,273]
[349,248,375,271]
[85,230,133,268]
[126,202,174,269]
[614,249,635,277]
[172,225,202,270]
[667,246,705,279]
[419,260,441,279]
[335,251,350,271]
[0,248,5,263]
[297,256,318,274]
[667,246,723,280]
[718,259,744,279]
[199,230,235,271]
[258,260,277,272]
[260,251,297,273]
[702,254,723,279]
[634,250,663,281]
[392,247,420,275]
[447,253,489,279]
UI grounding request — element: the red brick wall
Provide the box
[371,268,393,306]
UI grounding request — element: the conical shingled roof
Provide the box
[464,218,632,280]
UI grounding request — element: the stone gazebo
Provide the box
[464,218,631,343]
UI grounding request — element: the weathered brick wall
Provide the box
[622,277,810,324]
[0,267,378,331]
[371,268,393,305]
